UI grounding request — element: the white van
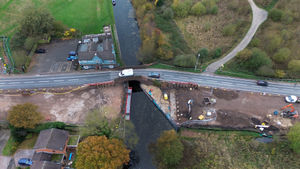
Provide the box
[119,69,134,77]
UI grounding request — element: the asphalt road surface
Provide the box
[0,69,299,96]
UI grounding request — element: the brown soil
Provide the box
[175,87,300,130]
[0,85,123,124]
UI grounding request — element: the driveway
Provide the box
[205,0,268,73]
[14,149,35,167]
[29,40,78,74]
[0,155,13,169]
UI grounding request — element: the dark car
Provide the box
[35,48,46,53]
[18,158,32,166]
[148,72,160,78]
[256,80,268,86]
[112,0,116,6]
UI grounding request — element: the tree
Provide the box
[191,2,206,16]
[270,9,283,22]
[154,130,184,167]
[287,123,300,154]
[267,35,282,53]
[223,24,237,36]
[7,103,43,129]
[174,54,196,67]
[80,107,117,138]
[236,48,252,62]
[162,7,174,19]
[272,48,291,63]
[288,60,300,76]
[76,136,130,169]
[245,48,272,71]
[24,37,36,51]
[12,7,54,47]
[212,48,222,59]
[172,0,192,17]
[255,65,275,77]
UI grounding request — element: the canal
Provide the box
[128,81,174,169]
[113,0,141,66]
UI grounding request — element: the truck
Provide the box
[119,69,134,77]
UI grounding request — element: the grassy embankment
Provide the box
[172,128,300,169]
[220,0,300,80]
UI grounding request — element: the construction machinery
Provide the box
[203,97,216,105]
[281,104,298,119]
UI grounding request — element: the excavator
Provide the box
[281,104,298,119]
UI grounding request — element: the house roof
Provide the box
[31,161,61,169]
[34,128,69,151]
[32,152,52,161]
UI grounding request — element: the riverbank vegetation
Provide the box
[132,0,251,69]
[222,0,300,79]
[151,128,300,169]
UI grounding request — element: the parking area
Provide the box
[14,149,35,167]
[28,40,78,74]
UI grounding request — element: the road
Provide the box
[205,0,268,73]
[0,69,299,96]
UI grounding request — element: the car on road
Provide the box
[285,95,298,103]
[112,0,116,6]
[119,69,134,77]
[256,80,268,86]
[148,72,160,78]
[18,158,32,166]
[35,48,46,53]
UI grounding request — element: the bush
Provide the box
[287,123,300,154]
[249,38,261,47]
[270,9,283,22]
[245,48,272,71]
[174,54,196,67]
[191,2,206,16]
[27,122,66,133]
[202,0,218,14]
[172,0,192,17]
[52,21,67,38]
[236,48,253,62]
[267,35,282,53]
[288,60,300,75]
[212,48,222,59]
[222,24,236,36]
[24,37,36,51]
[255,65,275,77]
[162,7,174,19]
[198,48,209,62]
[272,48,291,63]
[154,130,184,168]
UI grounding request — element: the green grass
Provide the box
[149,63,207,73]
[0,0,115,36]
[68,135,79,145]
[2,136,19,156]
[17,133,38,149]
[174,128,300,169]
[51,154,63,162]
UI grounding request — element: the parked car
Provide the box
[67,55,78,61]
[35,48,46,53]
[285,95,298,103]
[18,158,32,166]
[112,0,116,6]
[256,80,268,86]
[148,72,160,78]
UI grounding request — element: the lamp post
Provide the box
[194,53,200,71]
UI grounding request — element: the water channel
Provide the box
[113,0,141,66]
[128,81,174,169]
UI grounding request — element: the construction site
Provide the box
[140,80,300,135]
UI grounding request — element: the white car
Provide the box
[285,95,298,103]
[119,69,134,77]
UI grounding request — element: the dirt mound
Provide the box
[213,89,239,100]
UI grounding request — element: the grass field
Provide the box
[0,0,114,36]
[175,128,300,169]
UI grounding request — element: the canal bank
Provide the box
[129,81,174,169]
[113,0,141,66]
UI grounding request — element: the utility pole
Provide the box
[194,53,200,71]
